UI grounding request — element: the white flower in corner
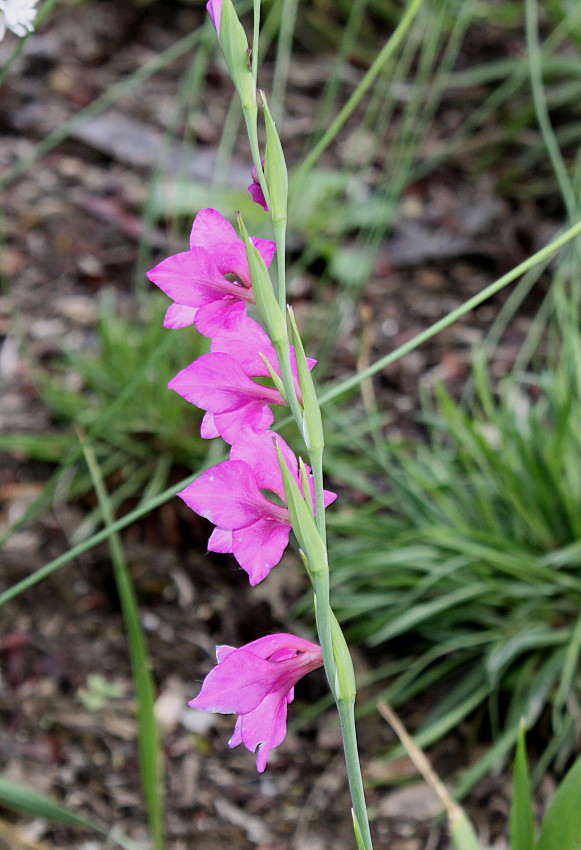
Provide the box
[0,0,39,41]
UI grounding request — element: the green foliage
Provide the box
[321,309,581,782]
[1,293,207,538]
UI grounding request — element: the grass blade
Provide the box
[80,433,165,850]
[0,775,142,850]
[510,723,535,850]
[535,755,581,850]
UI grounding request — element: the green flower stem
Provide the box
[309,446,326,540]
[337,698,374,850]
[244,104,272,211]
[273,218,288,316]
[313,573,374,850]
[313,571,337,701]
[252,0,261,87]
[273,338,305,429]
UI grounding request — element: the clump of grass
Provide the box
[1,293,208,539]
[319,297,581,788]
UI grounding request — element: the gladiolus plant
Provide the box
[148,1,375,845]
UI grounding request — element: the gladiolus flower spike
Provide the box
[190,633,323,772]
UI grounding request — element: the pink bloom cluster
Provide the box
[148,201,332,769]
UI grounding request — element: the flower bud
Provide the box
[260,92,288,225]
[210,0,256,113]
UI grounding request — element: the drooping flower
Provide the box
[178,430,336,585]
[248,163,268,211]
[169,311,316,444]
[206,0,222,33]
[190,633,323,772]
[147,208,276,336]
[0,0,39,40]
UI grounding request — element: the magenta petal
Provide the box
[232,519,291,585]
[215,644,236,663]
[190,649,278,714]
[230,430,297,495]
[190,208,251,283]
[323,488,337,507]
[169,353,267,414]
[239,634,321,659]
[163,303,198,329]
[237,690,289,772]
[147,248,224,307]
[211,313,276,377]
[190,208,238,252]
[251,236,277,268]
[206,0,222,32]
[200,412,220,439]
[213,404,274,445]
[249,182,269,211]
[195,299,248,337]
[179,460,269,529]
[207,527,232,553]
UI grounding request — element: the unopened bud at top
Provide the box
[207,0,256,114]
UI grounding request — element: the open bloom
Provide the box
[147,208,276,336]
[179,430,336,585]
[190,633,323,771]
[0,0,39,39]
[169,311,315,444]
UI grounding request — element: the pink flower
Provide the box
[248,163,268,211]
[190,633,323,771]
[206,0,222,33]
[169,351,280,443]
[178,430,336,585]
[168,311,315,444]
[147,208,276,336]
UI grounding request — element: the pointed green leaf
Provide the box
[449,807,482,850]
[288,306,324,455]
[260,90,288,224]
[237,212,287,346]
[0,775,141,850]
[510,723,535,850]
[536,755,581,850]
[352,808,366,850]
[275,442,327,575]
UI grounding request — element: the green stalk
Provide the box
[244,104,272,212]
[274,218,287,316]
[273,338,305,428]
[337,699,374,850]
[252,0,261,86]
[310,447,326,539]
